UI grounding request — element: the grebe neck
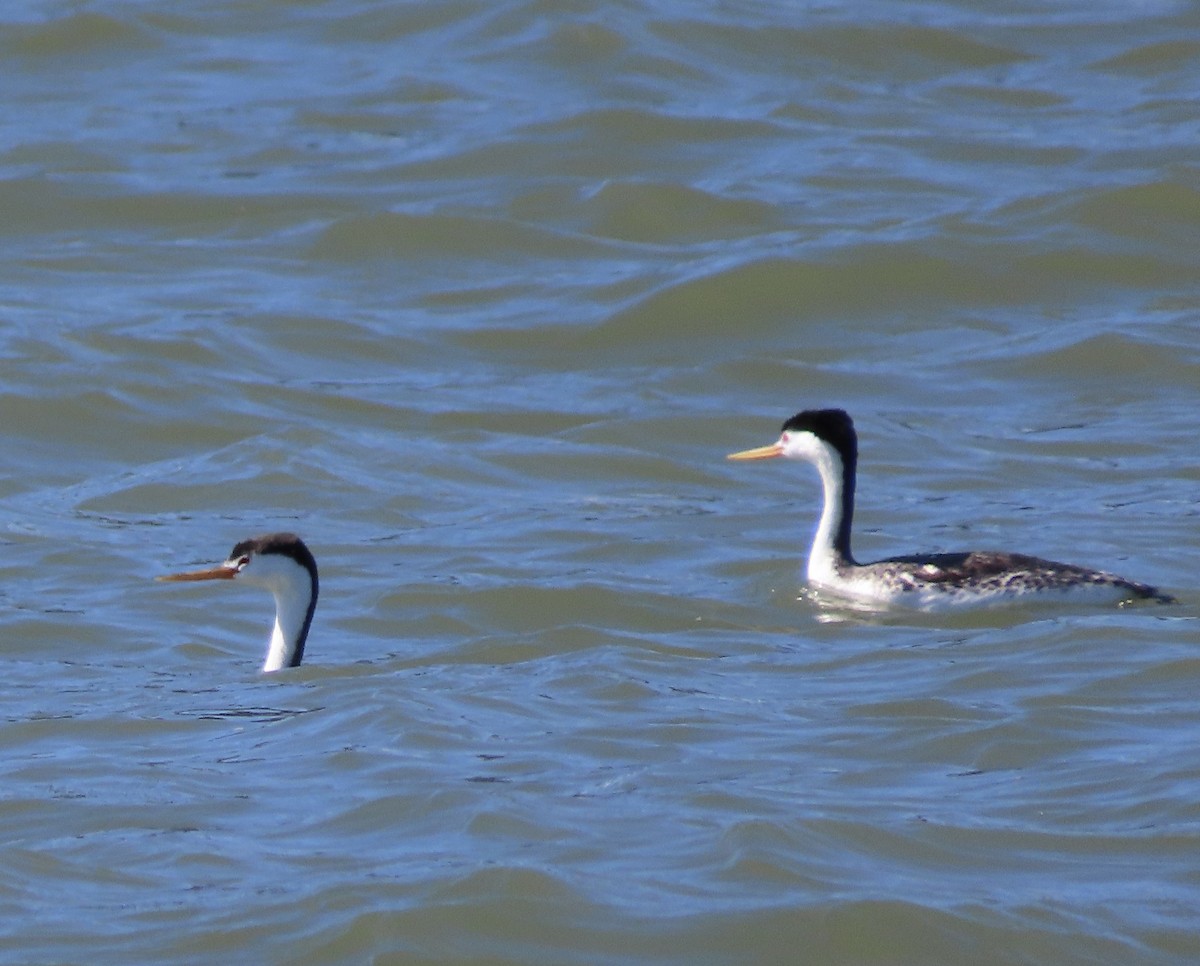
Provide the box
[807,439,857,582]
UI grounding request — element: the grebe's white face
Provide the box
[160,544,312,600]
[233,551,309,596]
[728,429,825,464]
[777,429,826,464]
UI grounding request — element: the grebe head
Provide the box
[727,408,860,568]
[727,408,857,467]
[158,532,319,672]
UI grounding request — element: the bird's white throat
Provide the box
[805,438,853,588]
[235,552,316,672]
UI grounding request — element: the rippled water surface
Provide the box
[2,1,1198,962]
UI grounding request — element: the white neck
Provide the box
[804,441,854,585]
[238,554,315,672]
[263,602,303,673]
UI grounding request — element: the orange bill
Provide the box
[157,565,238,583]
[726,441,784,461]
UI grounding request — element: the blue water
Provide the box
[0,1,1197,962]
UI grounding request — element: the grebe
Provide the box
[158,532,319,671]
[728,409,1173,610]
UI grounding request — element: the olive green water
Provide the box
[1,2,1198,963]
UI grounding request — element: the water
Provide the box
[1,1,1198,962]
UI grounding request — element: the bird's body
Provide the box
[807,549,1165,610]
[159,532,318,671]
[728,409,1172,611]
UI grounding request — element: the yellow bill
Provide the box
[727,441,784,461]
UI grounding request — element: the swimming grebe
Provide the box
[158,532,318,670]
[728,409,1173,610]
